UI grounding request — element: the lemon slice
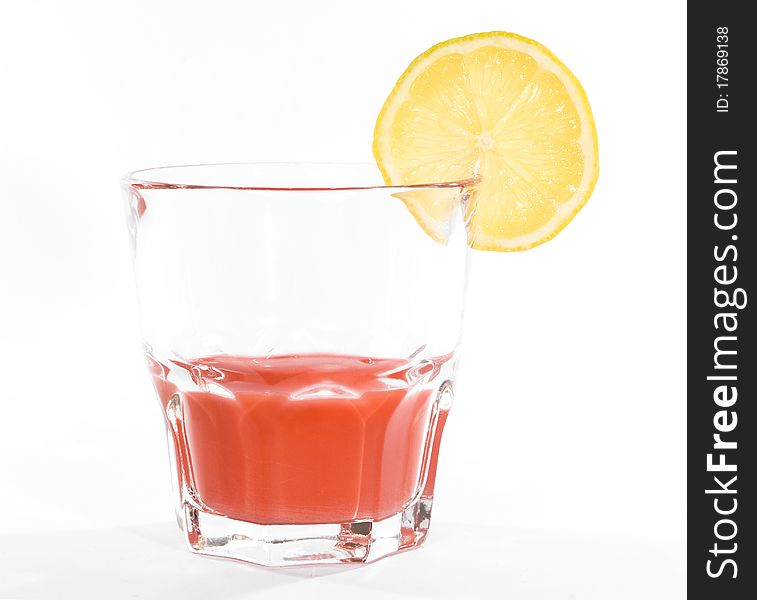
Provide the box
[373,31,599,251]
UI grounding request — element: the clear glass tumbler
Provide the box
[121,163,472,566]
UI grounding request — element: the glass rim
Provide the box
[121,161,478,192]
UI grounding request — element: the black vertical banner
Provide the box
[689,3,755,599]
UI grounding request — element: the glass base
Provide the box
[177,495,434,567]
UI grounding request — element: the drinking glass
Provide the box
[121,163,473,566]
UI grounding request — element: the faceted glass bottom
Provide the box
[178,495,434,566]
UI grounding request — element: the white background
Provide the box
[0,0,686,598]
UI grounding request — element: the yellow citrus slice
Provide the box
[373,31,599,251]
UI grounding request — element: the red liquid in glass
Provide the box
[150,354,448,525]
